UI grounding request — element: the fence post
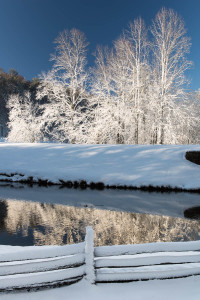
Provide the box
[85,226,95,284]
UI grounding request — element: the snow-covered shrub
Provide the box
[7,92,42,143]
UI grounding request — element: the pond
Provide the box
[0,183,200,247]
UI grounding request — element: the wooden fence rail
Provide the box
[0,240,86,291]
[94,238,200,282]
[1,226,200,291]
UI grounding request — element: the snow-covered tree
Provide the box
[124,17,150,144]
[185,91,200,143]
[7,92,41,142]
[90,46,128,144]
[37,29,92,143]
[150,7,192,144]
[6,10,197,145]
[91,18,150,144]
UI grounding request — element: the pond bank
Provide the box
[1,176,200,193]
[0,143,199,191]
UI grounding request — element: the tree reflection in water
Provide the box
[0,199,199,246]
[0,200,8,231]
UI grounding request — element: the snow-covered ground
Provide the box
[0,143,199,189]
[0,244,200,299]
[0,277,199,300]
[1,144,200,298]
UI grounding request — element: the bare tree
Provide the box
[90,46,123,144]
[150,7,192,144]
[91,18,150,144]
[37,29,91,143]
[124,17,150,143]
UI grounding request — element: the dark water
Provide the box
[184,206,200,220]
[0,183,200,217]
[0,197,200,247]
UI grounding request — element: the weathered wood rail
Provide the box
[1,227,200,291]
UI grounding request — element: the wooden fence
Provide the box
[1,226,200,291]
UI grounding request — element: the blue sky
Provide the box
[0,0,199,90]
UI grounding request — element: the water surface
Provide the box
[0,198,199,247]
[0,183,200,247]
[0,183,200,217]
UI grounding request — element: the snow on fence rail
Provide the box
[94,238,200,282]
[0,241,86,291]
[1,226,200,291]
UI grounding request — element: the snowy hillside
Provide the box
[0,143,199,190]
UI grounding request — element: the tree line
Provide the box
[4,7,200,144]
